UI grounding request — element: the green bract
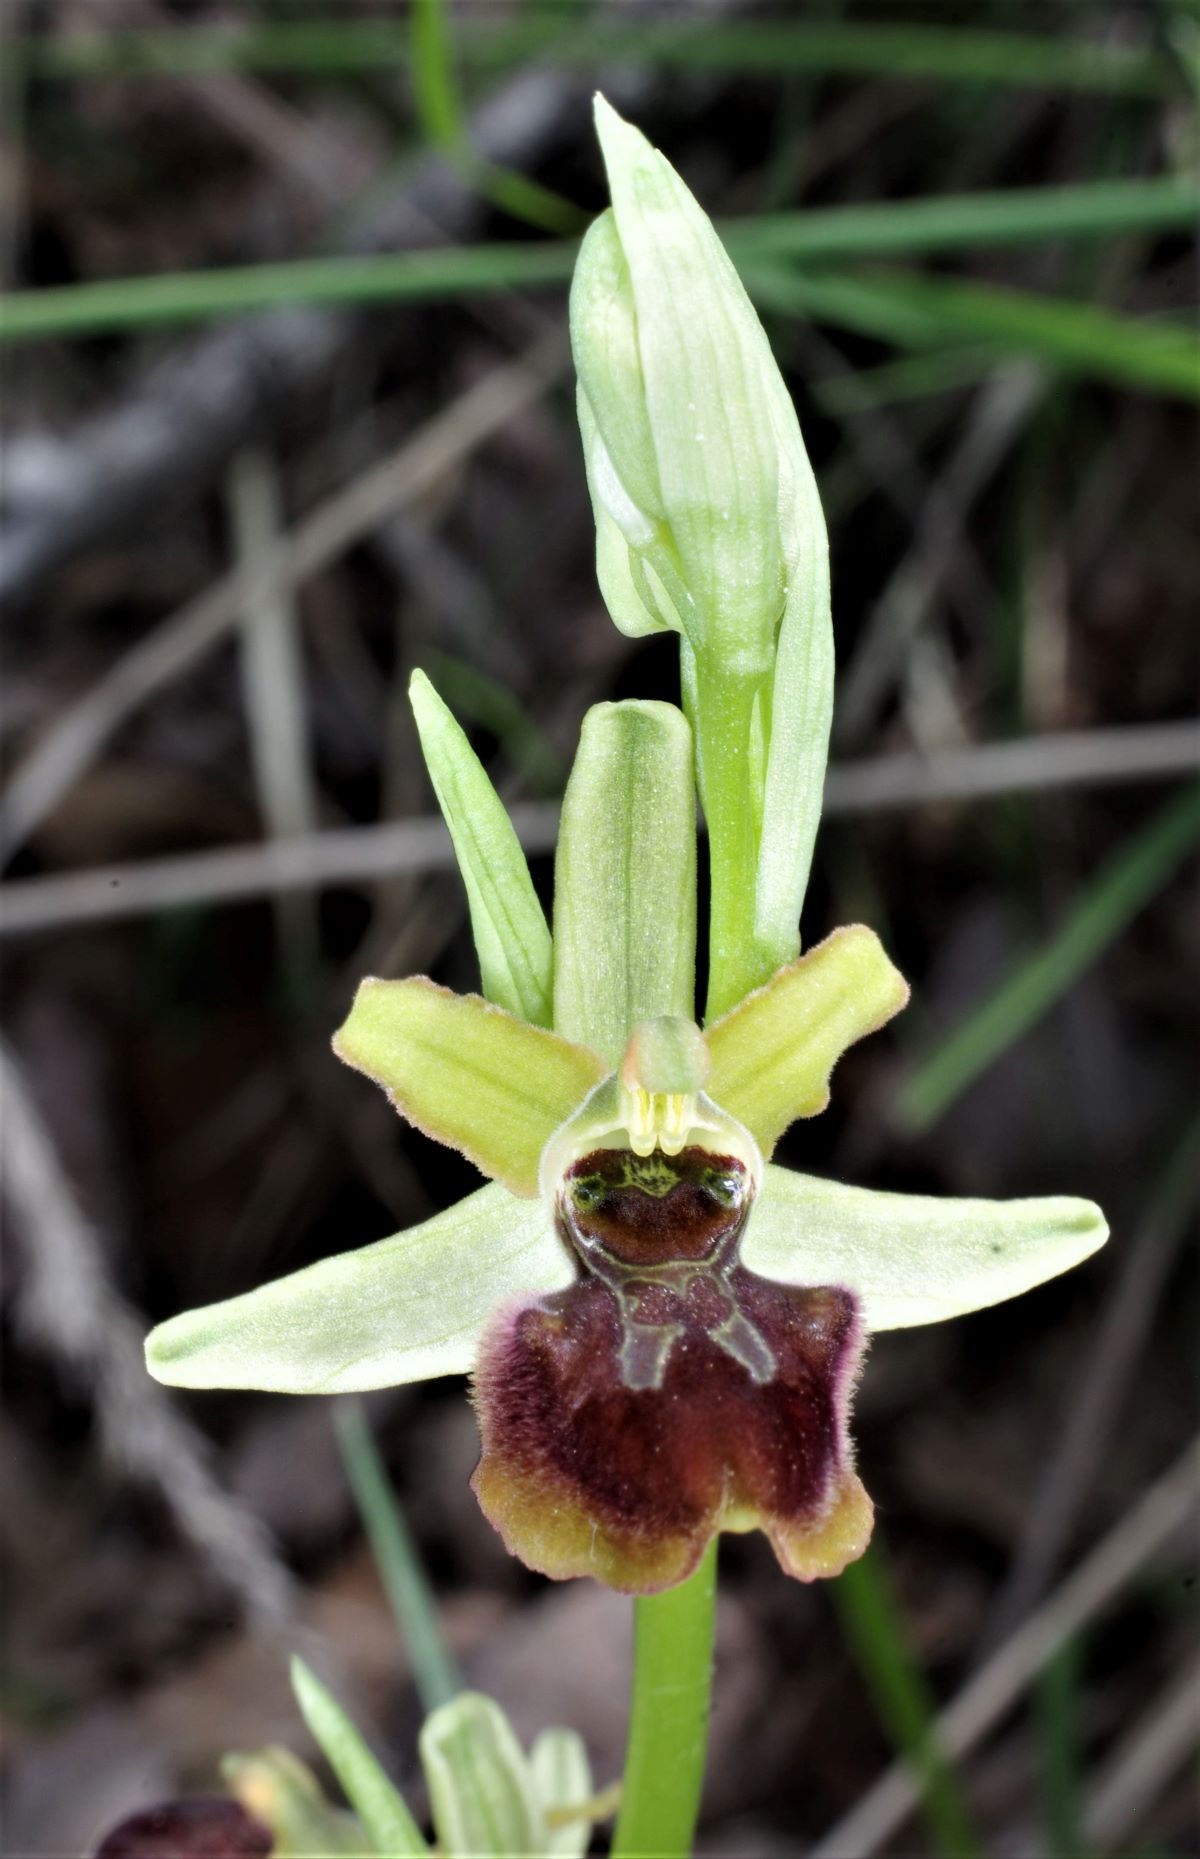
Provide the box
[144,100,1108,1599]
[573,97,806,680]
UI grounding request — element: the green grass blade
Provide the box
[734,177,1200,262]
[410,0,461,154]
[1035,1640,1088,1859]
[745,263,1200,402]
[813,346,1001,412]
[291,1657,429,1856]
[18,20,1172,96]
[0,243,580,343]
[7,172,1196,353]
[6,176,1193,351]
[333,1399,461,1715]
[835,1549,981,1859]
[408,0,581,235]
[897,783,1200,1133]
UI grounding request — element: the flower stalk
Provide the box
[613,1542,718,1859]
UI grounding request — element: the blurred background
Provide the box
[1,2,1198,1854]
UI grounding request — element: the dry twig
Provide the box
[0,1037,292,1625]
[0,334,568,860]
[810,1439,1199,1858]
[0,67,600,603]
[2,722,1197,939]
[983,1112,1200,1648]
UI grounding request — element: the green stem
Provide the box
[612,1541,718,1859]
[688,659,766,1023]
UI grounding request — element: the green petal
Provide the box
[553,700,697,1066]
[577,384,673,640]
[742,1164,1108,1330]
[571,211,664,535]
[145,1184,571,1392]
[420,1692,543,1859]
[334,976,605,1196]
[531,1729,593,1859]
[410,669,554,1028]
[706,927,909,1152]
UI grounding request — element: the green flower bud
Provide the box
[572,98,835,1014]
[572,95,822,682]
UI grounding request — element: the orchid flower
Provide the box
[146,685,1104,1594]
[144,104,1106,1600]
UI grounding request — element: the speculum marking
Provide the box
[558,1145,777,1391]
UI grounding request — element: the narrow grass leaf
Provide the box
[1035,1640,1087,1859]
[21,20,1172,96]
[333,1400,462,1715]
[408,0,581,235]
[409,0,461,152]
[744,265,1200,402]
[6,178,1196,346]
[835,1549,981,1859]
[733,177,1200,263]
[291,1657,428,1856]
[897,783,1200,1132]
[0,245,581,343]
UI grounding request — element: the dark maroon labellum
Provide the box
[91,1799,272,1859]
[472,1142,872,1592]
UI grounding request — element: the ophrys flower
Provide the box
[146,711,1105,1594]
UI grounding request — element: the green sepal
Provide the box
[221,1747,363,1857]
[706,927,909,1152]
[576,381,674,639]
[530,1728,594,1859]
[291,1658,428,1856]
[743,1165,1108,1330]
[752,434,833,966]
[553,699,697,1066]
[410,669,554,1028]
[420,1692,543,1858]
[334,976,605,1196]
[572,211,664,539]
[145,1183,571,1393]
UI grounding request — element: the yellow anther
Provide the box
[624,1085,697,1156]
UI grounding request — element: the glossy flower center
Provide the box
[558,1144,774,1389]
